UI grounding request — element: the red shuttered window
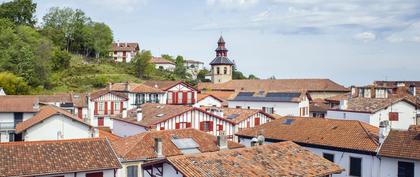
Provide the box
[255,117,260,126]
[200,121,213,132]
[110,102,114,114]
[120,102,123,112]
[191,92,195,104]
[389,112,399,121]
[94,102,98,115]
[175,123,180,129]
[186,122,192,128]
[104,102,108,115]
[160,126,165,130]
[217,124,223,131]
[98,117,104,126]
[247,121,250,128]
[182,92,188,104]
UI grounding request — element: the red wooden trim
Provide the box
[110,102,114,114]
[175,122,180,129]
[191,92,196,103]
[183,92,188,104]
[255,117,260,126]
[98,117,104,126]
[120,102,123,111]
[94,102,98,115]
[186,122,191,128]
[104,102,108,115]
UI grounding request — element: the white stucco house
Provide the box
[236,117,381,177]
[377,126,420,177]
[15,105,97,141]
[0,96,39,142]
[227,91,310,117]
[194,94,224,107]
[143,81,198,105]
[110,42,139,63]
[150,57,175,71]
[327,97,418,130]
[88,89,129,127]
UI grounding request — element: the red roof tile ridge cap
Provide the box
[0,137,105,146]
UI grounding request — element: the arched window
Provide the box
[216,67,220,74]
[224,67,227,74]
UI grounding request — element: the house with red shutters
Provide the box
[143,80,198,105]
[110,42,139,63]
[88,89,129,127]
[110,103,237,139]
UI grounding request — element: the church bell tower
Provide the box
[210,36,234,84]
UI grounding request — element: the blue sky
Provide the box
[28,0,420,85]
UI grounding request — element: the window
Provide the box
[168,92,173,104]
[349,157,362,177]
[178,92,183,104]
[389,112,399,121]
[398,161,414,177]
[127,165,138,177]
[187,92,192,104]
[115,102,120,111]
[98,102,104,111]
[363,89,371,98]
[200,121,213,132]
[98,117,104,126]
[86,172,103,177]
[175,122,191,129]
[236,106,242,109]
[217,67,220,74]
[376,89,386,98]
[263,107,274,114]
[254,117,260,126]
[323,153,334,162]
[224,67,227,74]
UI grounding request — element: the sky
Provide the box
[20,0,420,85]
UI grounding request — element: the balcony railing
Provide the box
[0,122,15,130]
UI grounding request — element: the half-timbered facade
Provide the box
[108,82,166,110]
[88,89,128,127]
[143,81,198,105]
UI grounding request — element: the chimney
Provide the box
[217,131,228,150]
[33,98,40,111]
[257,132,265,145]
[125,82,130,91]
[136,108,143,121]
[339,100,348,110]
[108,83,112,91]
[155,138,163,157]
[379,121,389,144]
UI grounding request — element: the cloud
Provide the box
[354,32,376,42]
[386,22,420,43]
[197,0,420,41]
[207,0,259,9]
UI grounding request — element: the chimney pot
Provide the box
[379,121,389,144]
[155,138,163,157]
[217,131,228,150]
[136,108,143,122]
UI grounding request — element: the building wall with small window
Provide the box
[0,112,35,142]
[193,96,223,108]
[154,109,235,139]
[143,162,183,177]
[166,83,197,105]
[116,161,143,177]
[378,157,419,177]
[238,137,380,177]
[126,93,165,110]
[227,100,304,117]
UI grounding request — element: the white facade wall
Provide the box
[327,101,417,129]
[166,83,197,105]
[88,93,128,127]
[112,119,148,137]
[193,96,222,107]
[155,63,175,71]
[155,109,235,139]
[40,169,116,177]
[143,163,182,177]
[378,157,420,177]
[228,101,302,116]
[113,51,135,63]
[0,112,35,142]
[23,114,94,141]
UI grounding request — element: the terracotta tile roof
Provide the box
[110,83,164,93]
[0,138,121,177]
[0,95,39,112]
[379,125,420,160]
[143,80,197,91]
[199,91,236,100]
[90,89,128,100]
[111,129,244,161]
[196,93,223,102]
[332,96,417,113]
[150,57,175,64]
[202,107,275,124]
[138,103,193,126]
[111,42,139,52]
[71,93,88,108]
[236,117,379,153]
[198,79,349,92]
[99,129,121,142]
[38,93,73,103]
[165,141,344,177]
[15,105,92,133]
[309,102,329,113]
[324,93,350,102]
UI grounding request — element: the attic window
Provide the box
[156,113,165,117]
[227,114,239,119]
[282,119,295,125]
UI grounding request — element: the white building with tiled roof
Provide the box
[110,42,139,63]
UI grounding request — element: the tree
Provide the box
[174,55,187,79]
[248,74,259,80]
[161,54,174,62]
[233,70,247,80]
[197,69,210,82]
[132,50,155,79]
[51,49,71,71]
[42,7,91,53]
[0,0,36,26]
[83,22,113,58]
[0,72,30,94]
